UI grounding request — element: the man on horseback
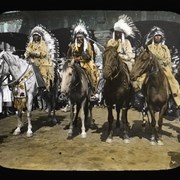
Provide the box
[134,26,180,108]
[67,19,100,95]
[24,25,59,92]
[106,14,141,72]
[106,14,143,106]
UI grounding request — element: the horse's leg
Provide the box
[115,105,120,128]
[84,99,89,126]
[26,96,33,137]
[67,104,75,138]
[88,101,95,129]
[142,104,149,131]
[80,99,87,138]
[51,107,57,124]
[13,110,23,135]
[46,97,53,122]
[157,103,167,145]
[106,105,114,143]
[67,104,80,138]
[148,106,156,145]
[121,108,130,143]
[50,92,58,124]
[73,104,80,127]
[114,105,122,140]
[42,92,54,123]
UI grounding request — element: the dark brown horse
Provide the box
[130,48,170,145]
[102,46,132,143]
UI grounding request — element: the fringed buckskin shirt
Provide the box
[25,40,54,91]
[148,43,171,69]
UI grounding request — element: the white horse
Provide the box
[0,51,59,137]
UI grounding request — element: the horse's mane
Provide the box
[103,46,117,57]
[103,46,120,66]
[74,62,86,75]
[104,46,129,73]
[63,60,86,79]
[63,60,76,71]
[147,50,166,75]
[3,52,27,67]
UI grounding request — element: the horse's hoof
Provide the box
[26,132,33,137]
[157,140,164,146]
[124,138,130,144]
[106,138,112,143]
[67,136,73,140]
[13,131,20,136]
[81,133,87,138]
[52,119,57,124]
[150,141,156,145]
[67,132,73,138]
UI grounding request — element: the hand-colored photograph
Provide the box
[0,10,179,171]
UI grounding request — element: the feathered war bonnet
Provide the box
[145,26,166,46]
[28,25,60,63]
[113,14,141,44]
[113,14,141,47]
[71,19,90,52]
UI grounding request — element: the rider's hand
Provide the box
[30,52,40,58]
[74,57,81,61]
[82,51,91,60]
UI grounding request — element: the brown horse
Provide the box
[130,48,170,145]
[102,46,132,143]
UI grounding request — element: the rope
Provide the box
[86,37,105,50]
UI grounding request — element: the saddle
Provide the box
[74,61,95,93]
[82,67,95,93]
[31,63,46,89]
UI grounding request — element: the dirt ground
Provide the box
[0,107,180,171]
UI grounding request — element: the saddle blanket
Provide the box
[14,83,27,98]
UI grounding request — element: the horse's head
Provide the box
[102,46,120,80]
[130,47,153,80]
[60,59,76,95]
